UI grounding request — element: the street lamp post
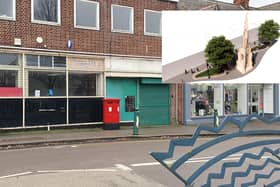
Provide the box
[206,63,210,79]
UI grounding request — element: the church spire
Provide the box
[242,12,249,49]
[236,12,253,74]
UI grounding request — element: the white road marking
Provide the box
[71,145,78,148]
[131,156,271,167]
[115,164,133,171]
[131,162,160,167]
[0,171,33,179]
[53,146,65,149]
[37,168,117,173]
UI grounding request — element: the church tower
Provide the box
[236,13,253,74]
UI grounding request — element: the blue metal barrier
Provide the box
[150,114,280,187]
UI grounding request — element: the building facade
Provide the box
[0,0,177,128]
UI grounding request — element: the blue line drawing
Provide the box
[204,147,280,187]
[150,114,280,186]
[241,168,280,187]
[266,179,280,187]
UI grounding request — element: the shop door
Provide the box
[248,85,263,114]
[106,78,137,122]
[139,84,170,125]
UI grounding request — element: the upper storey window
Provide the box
[75,0,99,30]
[0,0,15,20]
[32,0,61,25]
[111,4,134,34]
[144,10,161,36]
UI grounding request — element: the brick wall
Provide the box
[170,84,183,124]
[233,0,249,9]
[0,0,176,57]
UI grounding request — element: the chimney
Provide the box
[233,0,249,9]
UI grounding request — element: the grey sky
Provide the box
[218,0,280,7]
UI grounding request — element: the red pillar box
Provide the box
[103,98,120,130]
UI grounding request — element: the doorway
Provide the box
[248,85,263,114]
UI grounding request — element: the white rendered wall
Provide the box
[105,56,162,78]
[237,84,248,114]
[214,84,223,115]
[263,84,274,113]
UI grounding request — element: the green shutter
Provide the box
[139,83,170,125]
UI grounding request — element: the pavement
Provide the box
[0,171,164,187]
[0,119,280,150]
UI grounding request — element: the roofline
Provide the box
[257,2,280,9]
[204,0,254,9]
[159,0,178,3]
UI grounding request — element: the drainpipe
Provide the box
[175,84,178,124]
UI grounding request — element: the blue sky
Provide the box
[218,0,280,7]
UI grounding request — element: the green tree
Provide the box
[204,36,235,73]
[258,20,280,46]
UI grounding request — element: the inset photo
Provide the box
[162,11,280,83]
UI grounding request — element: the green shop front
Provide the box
[106,77,170,126]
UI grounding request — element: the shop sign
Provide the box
[69,58,104,71]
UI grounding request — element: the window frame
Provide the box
[74,0,100,30]
[25,54,66,69]
[0,0,16,21]
[31,0,61,26]
[144,9,162,37]
[111,4,134,34]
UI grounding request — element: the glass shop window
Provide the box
[25,55,66,68]
[191,85,215,117]
[0,53,18,66]
[0,70,17,87]
[69,73,97,96]
[28,71,66,96]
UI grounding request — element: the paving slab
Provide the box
[0,119,279,150]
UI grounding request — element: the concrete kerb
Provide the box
[2,133,280,151]
[0,133,227,151]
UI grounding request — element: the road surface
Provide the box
[0,136,279,186]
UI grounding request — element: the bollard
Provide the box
[214,109,219,128]
[133,109,139,135]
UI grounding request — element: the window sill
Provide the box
[74,25,100,31]
[31,20,61,26]
[111,29,134,34]
[0,17,16,21]
[144,32,161,37]
[25,66,66,70]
